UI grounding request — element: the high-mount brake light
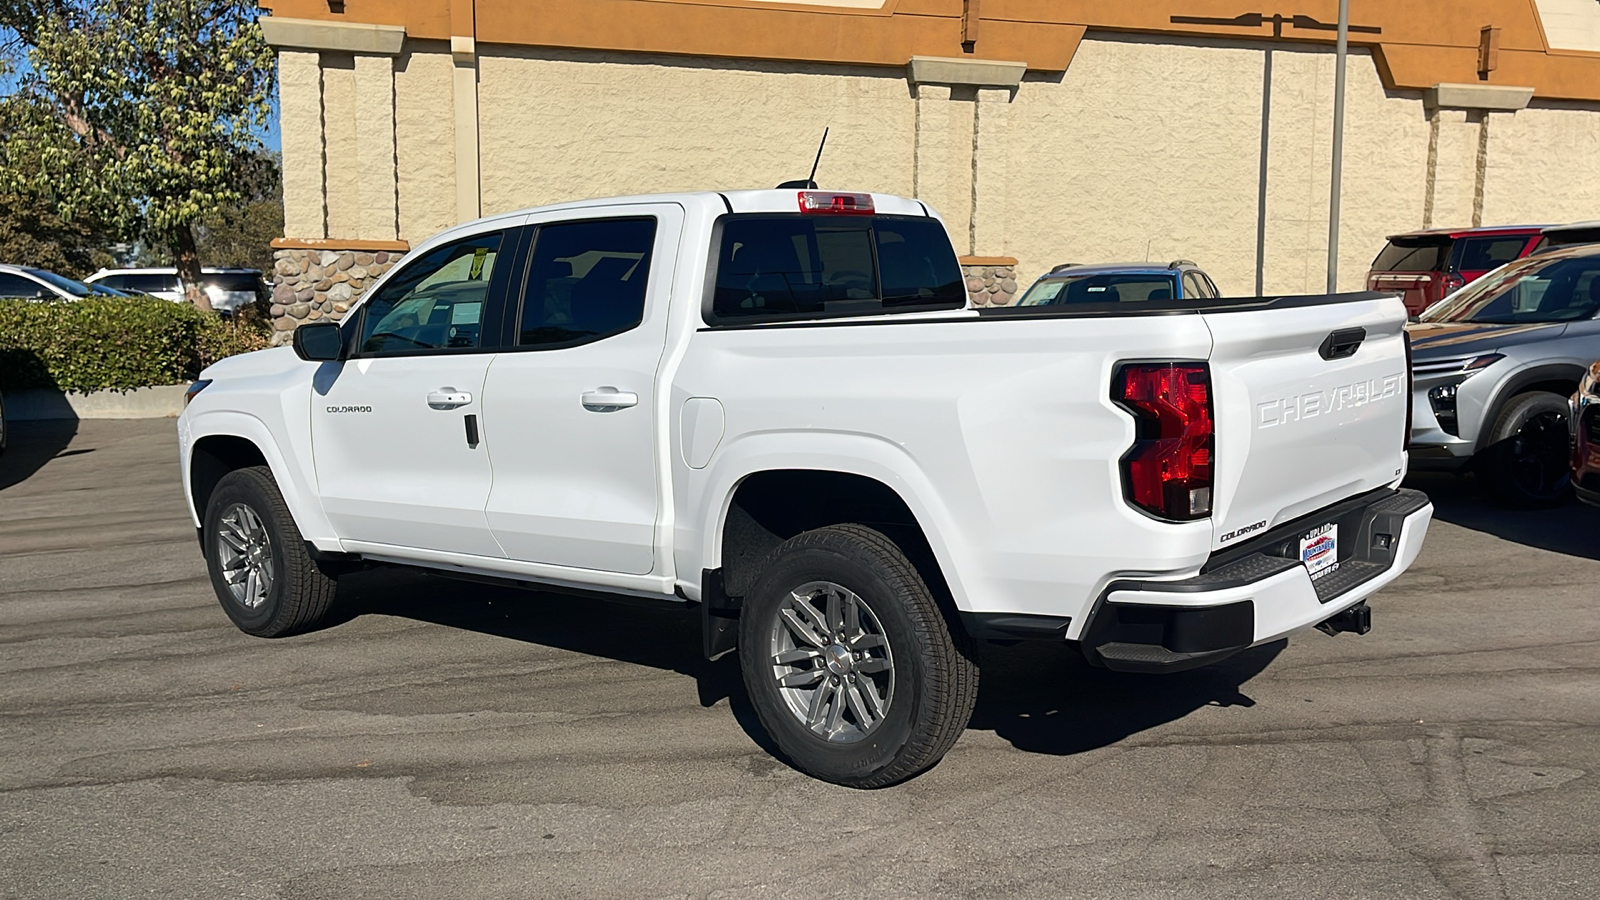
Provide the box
[1114,363,1214,521]
[797,191,874,215]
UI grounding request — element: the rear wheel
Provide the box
[739,524,978,788]
[1479,392,1573,508]
[0,390,7,457]
[203,466,338,636]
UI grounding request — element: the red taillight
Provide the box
[797,191,874,215]
[1114,363,1214,521]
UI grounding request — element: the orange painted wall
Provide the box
[258,0,1600,100]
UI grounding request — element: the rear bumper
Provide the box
[1081,488,1432,673]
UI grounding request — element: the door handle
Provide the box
[581,387,639,412]
[428,389,473,409]
[427,387,472,410]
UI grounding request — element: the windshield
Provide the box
[1017,273,1177,305]
[1420,253,1600,324]
[26,269,93,297]
[88,283,130,297]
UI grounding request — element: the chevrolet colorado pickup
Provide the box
[178,189,1433,787]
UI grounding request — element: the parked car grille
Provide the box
[1585,406,1600,443]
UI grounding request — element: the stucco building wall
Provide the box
[473,49,916,216]
[263,16,1600,337]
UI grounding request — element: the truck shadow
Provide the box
[334,567,1283,762]
[967,639,1283,756]
[1405,471,1600,561]
[0,418,82,492]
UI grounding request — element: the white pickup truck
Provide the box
[178,189,1432,787]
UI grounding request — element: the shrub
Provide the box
[0,295,270,393]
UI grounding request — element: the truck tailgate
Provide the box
[1202,294,1409,551]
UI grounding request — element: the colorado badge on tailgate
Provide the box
[1300,523,1339,580]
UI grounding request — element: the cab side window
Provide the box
[358,232,502,355]
[517,218,656,348]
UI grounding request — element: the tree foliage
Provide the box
[0,1,275,308]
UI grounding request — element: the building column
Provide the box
[260,16,411,343]
[1422,83,1534,228]
[451,0,481,223]
[277,49,325,240]
[907,56,1025,305]
[354,55,399,241]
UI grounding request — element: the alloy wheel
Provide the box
[768,581,895,743]
[215,503,275,609]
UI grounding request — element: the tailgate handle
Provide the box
[1319,327,1366,361]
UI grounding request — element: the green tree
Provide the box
[0,1,274,310]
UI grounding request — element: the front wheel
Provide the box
[203,466,338,637]
[1479,392,1573,508]
[738,524,978,788]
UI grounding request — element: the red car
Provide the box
[1368,225,1545,316]
[1574,361,1600,508]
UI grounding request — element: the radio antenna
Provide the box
[806,127,829,187]
[777,127,830,189]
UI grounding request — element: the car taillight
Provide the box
[797,191,874,215]
[1114,363,1213,520]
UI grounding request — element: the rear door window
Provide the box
[709,215,964,323]
[1455,236,1528,272]
[517,217,656,347]
[1372,238,1450,272]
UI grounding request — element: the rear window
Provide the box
[204,273,262,294]
[709,215,964,323]
[1018,273,1178,306]
[1455,236,1528,272]
[1372,238,1450,272]
[115,273,181,294]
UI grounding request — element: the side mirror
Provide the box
[293,320,345,362]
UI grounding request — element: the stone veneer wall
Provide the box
[268,247,406,345]
[962,259,1020,307]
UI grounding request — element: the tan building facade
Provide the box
[258,0,1600,337]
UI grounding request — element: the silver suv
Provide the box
[1408,244,1600,506]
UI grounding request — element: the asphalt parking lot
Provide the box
[2,418,1599,899]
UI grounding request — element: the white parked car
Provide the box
[0,264,132,301]
[178,189,1432,787]
[85,267,267,313]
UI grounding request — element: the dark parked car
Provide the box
[1574,360,1600,508]
[1369,226,1544,316]
[1533,221,1600,255]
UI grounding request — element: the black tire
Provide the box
[202,466,338,637]
[0,390,7,457]
[738,524,978,788]
[1478,392,1574,508]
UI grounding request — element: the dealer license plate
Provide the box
[1300,523,1339,580]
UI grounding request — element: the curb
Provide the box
[3,384,191,421]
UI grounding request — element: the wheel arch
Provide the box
[1473,362,1585,454]
[183,411,336,548]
